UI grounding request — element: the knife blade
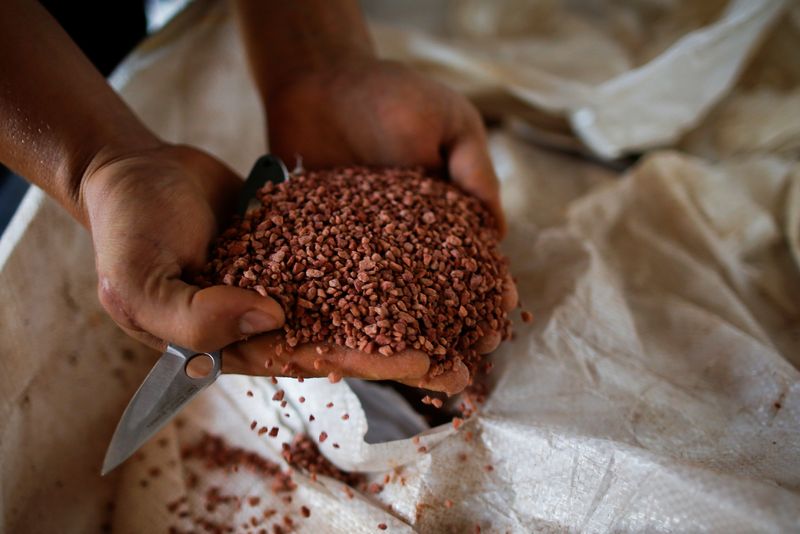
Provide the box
[101,345,221,475]
[101,154,289,475]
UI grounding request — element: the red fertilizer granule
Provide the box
[199,166,512,380]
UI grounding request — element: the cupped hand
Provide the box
[263,58,515,394]
[222,276,518,396]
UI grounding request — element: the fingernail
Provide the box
[239,310,280,335]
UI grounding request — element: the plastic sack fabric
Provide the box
[1,1,798,532]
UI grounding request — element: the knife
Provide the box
[101,154,289,476]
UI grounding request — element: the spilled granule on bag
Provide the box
[167,432,366,533]
[200,166,511,378]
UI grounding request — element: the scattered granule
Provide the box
[431,398,443,409]
[280,400,287,408]
[452,417,463,430]
[459,380,488,418]
[272,390,285,402]
[421,396,432,405]
[269,427,279,438]
[318,432,328,443]
[180,433,295,494]
[248,496,261,506]
[484,465,494,472]
[383,474,391,485]
[412,436,420,445]
[444,499,453,508]
[300,506,310,518]
[326,402,334,408]
[327,371,342,384]
[344,486,354,499]
[148,467,161,478]
[299,396,306,403]
[250,420,258,430]
[458,453,468,462]
[199,166,512,380]
[341,413,349,420]
[284,413,290,418]
[283,434,365,487]
[521,310,533,323]
[417,446,428,453]
[378,523,388,530]
[332,443,340,449]
[368,483,383,494]
[166,496,186,513]
[309,415,315,422]
[258,427,269,436]
[247,390,254,397]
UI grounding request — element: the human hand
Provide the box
[265,58,506,235]
[81,143,286,352]
[262,58,516,393]
[222,279,518,396]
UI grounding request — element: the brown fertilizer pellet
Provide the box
[521,310,533,323]
[282,434,364,487]
[200,166,511,379]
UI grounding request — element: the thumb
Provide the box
[101,275,285,353]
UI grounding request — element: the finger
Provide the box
[399,359,470,396]
[473,330,501,355]
[444,112,506,237]
[502,273,518,312]
[224,334,430,380]
[100,271,286,353]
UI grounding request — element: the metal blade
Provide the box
[236,154,289,216]
[101,344,221,475]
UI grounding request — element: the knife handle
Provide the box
[167,344,222,385]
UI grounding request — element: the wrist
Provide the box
[261,50,376,105]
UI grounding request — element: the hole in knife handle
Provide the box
[185,353,214,379]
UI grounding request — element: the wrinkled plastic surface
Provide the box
[1,1,798,532]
